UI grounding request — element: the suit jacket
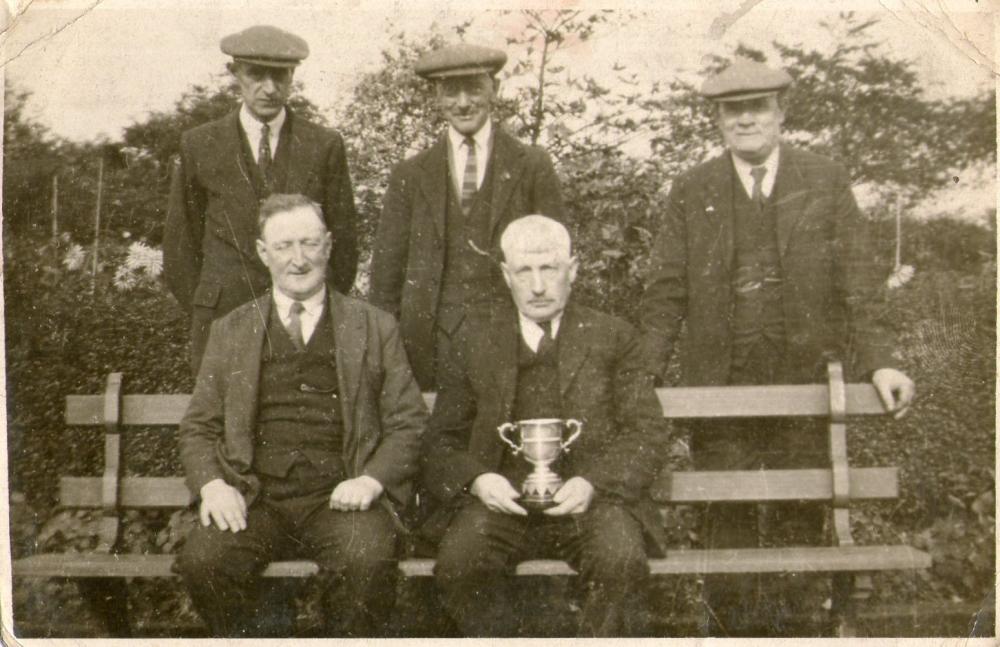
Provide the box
[421,303,668,553]
[164,108,359,319]
[640,144,898,386]
[369,126,565,388]
[177,286,427,509]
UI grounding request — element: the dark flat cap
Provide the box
[701,58,792,101]
[414,43,507,79]
[221,25,309,68]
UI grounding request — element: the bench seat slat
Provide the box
[65,385,886,427]
[14,546,930,579]
[59,467,898,509]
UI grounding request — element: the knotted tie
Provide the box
[460,136,478,215]
[259,122,273,189]
[287,301,305,351]
[535,319,555,357]
[750,166,767,210]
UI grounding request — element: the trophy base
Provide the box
[522,475,563,512]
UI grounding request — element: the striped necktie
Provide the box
[750,166,767,210]
[461,136,478,215]
[286,301,305,351]
[259,122,273,190]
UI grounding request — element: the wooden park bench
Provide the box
[13,361,930,637]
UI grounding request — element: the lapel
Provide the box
[771,144,811,258]
[487,127,527,237]
[555,304,590,398]
[417,134,450,241]
[278,109,316,194]
[699,154,737,270]
[330,288,366,440]
[228,293,271,439]
[492,307,520,422]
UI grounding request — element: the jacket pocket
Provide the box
[192,282,222,308]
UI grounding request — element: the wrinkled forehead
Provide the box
[504,241,569,265]
[261,206,327,240]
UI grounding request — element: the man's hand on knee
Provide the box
[329,475,384,511]
[199,479,248,532]
[470,473,527,516]
[544,476,594,516]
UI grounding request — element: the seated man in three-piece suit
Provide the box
[175,193,426,637]
[420,215,668,637]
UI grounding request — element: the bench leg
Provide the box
[831,572,873,637]
[76,578,131,637]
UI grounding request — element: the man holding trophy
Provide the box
[421,215,668,637]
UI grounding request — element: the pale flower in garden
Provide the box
[125,242,164,278]
[62,244,86,271]
[113,265,138,291]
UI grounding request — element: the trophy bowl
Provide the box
[498,418,582,509]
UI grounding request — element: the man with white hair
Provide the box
[421,215,668,637]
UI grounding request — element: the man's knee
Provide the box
[176,525,260,582]
[579,505,648,582]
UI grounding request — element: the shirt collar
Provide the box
[518,311,563,346]
[730,145,780,195]
[239,103,286,136]
[447,119,492,155]
[272,285,326,319]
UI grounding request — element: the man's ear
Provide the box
[255,238,268,264]
[491,77,501,96]
[500,261,513,288]
[568,256,579,284]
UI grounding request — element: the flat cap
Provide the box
[221,25,309,68]
[701,58,792,101]
[414,43,507,79]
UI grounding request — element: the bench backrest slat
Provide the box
[59,467,898,509]
[65,384,886,427]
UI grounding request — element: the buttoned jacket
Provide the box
[369,126,565,388]
[164,108,359,319]
[177,287,427,509]
[640,144,898,385]
[421,303,668,553]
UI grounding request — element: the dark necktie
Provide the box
[259,122,273,189]
[750,166,767,210]
[287,301,305,351]
[536,319,555,357]
[461,136,478,215]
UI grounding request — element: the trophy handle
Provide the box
[562,419,583,451]
[497,422,522,454]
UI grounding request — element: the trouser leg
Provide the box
[757,420,829,635]
[561,502,650,637]
[434,500,529,637]
[298,502,400,637]
[176,502,292,637]
[691,421,762,636]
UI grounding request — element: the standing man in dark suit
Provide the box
[370,43,565,390]
[422,215,667,637]
[175,194,425,637]
[165,25,359,376]
[639,59,915,636]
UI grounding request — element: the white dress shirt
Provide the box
[448,120,492,198]
[240,104,286,164]
[273,287,325,346]
[518,312,563,353]
[731,146,780,200]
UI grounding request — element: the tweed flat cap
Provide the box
[414,43,507,79]
[701,58,792,101]
[221,25,309,68]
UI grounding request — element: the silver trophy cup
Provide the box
[497,418,582,509]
